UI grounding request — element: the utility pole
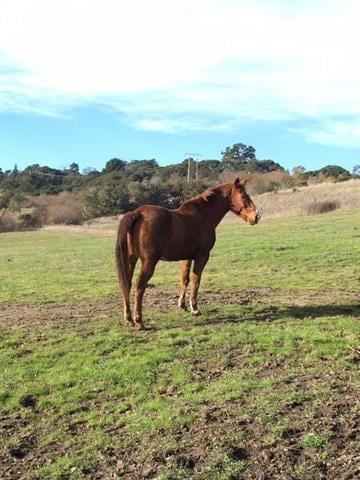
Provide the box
[185,153,202,183]
[187,157,192,183]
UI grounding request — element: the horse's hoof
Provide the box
[135,321,145,331]
[191,309,200,316]
[178,303,188,311]
[124,320,134,327]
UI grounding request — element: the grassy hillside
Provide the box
[0,210,359,479]
[253,179,360,218]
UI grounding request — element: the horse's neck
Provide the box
[202,186,231,227]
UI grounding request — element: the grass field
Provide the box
[1,209,359,479]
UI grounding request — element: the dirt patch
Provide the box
[0,288,270,330]
[2,287,358,331]
[0,297,118,330]
[138,377,359,480]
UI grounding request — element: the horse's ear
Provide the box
[234,177,247,188]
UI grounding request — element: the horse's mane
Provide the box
[179,184,230,210]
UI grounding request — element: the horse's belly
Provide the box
[161,248,194,262]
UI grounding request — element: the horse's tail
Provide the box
[115,211,140,298]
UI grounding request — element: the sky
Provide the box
[1,0,360,173]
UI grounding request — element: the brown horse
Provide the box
[115,177,260,330]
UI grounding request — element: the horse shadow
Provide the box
[147,303,360,331]
[285,304,359,319]
[197,303,360,326]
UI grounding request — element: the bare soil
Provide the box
[1,286,358,331]
[0,288,272,330]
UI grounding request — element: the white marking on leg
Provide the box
[190,299,200,316]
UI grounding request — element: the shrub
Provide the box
[81,182,131,217]
[20,211,45,229]
[249,171,290,195]
[42,204,84,225]
[306,200,340,215]
[27,192,85,225]
[0,213,21,233]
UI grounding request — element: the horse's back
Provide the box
[126,204,205,261]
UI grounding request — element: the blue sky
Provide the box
[1,0,360,173]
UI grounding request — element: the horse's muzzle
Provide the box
[250,210,261,225]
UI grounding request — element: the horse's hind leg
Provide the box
[123,254,138,326]
[190,253,209,316]
[133,257,158,330]
[178,260,191,310]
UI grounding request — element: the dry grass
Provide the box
[29,192,84,225]
[43,216,119,236]
[0,213,21,233]
[253,179,360,218]
[248,171,290,194]
[0,193,85,233]
[8,179,359,234]
[306,200,340,215]
[219,170,291,194]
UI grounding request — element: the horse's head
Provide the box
[229,178,260,225]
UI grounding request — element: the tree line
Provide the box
[0,142,356,221]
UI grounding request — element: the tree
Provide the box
[103,158,127,173]
[69,163,80,175]
[82,167,99,176]
[0,188,24,216]
[123,159,159,182]
[221,143,256,168]
[291,165,306,177]
[82,181,131,217]
[197,160,222,179]
[318,165,350,181]
[246,159,284,174]
[11,164,19,176]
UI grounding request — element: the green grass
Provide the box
[0,209,359,479]
[1,209,359,305]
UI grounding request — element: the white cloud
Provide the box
[1,0,360,146]
[297,119,360,148]
[134,117,233,133]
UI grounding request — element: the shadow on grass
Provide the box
[149,303,360,331]
[282,304,359,318]
[206,304,359,325]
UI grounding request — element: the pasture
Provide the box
[0,209,359,479]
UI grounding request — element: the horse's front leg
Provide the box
[133,257,157,330]
[190,253,209,316]
[178,260,191,310]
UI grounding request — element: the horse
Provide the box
[115,177,260,330]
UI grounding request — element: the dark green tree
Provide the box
[69,163,80,175]
[318,165,351,181]
[103,158,127,173]
[221,143,256,168]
